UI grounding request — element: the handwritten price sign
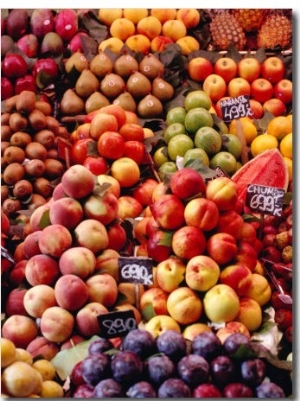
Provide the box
[220,95,253,122]
[98,310,137,338]
[119,257,153,285]
[246,184,285,216]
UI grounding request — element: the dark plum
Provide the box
[93,378,123,398]
[156,329,187,363]
[240,358,266,387]
[72,383,95,398]
[70,360,85,387]
[191,331,223,361]
[223,332,253,357]
[210,355,238,388]
[158,378,191,398]
[6,9,29,40]
[122,329,157,359]
[126,381,157,398]
[177,354,210,388]
[146,354,175,386]
[255,382,285,398]
[111,350,143,386]
[193,383,222,398]
[88,337,113,355]
[81,353,110,386]
[223,382,254,397]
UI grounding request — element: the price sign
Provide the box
[246,184,285,216]
[119,257,153,285]
[220,95,253,122]
[98,310,137,338]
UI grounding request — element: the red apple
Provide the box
[32,58,59,80]
[123,141,146,165]
[203,74,227,103]
[83,192,119,226]
[70,138,97,165]
[227,77,251,98]
[237,57,261,83]
[206,232,238,265]
[16,34,39,58]
[213,57,237,83]
[250,78,273,103]
[132,178,159,207]
[117,195,143,220]
[2,53,28,78]
[261,56,285,84]
[187,56,213,82]
[1,77,14,100]
[172,225,206,260]
[150,194,185,230]
[273,79,293,104]
[263,98,286,117]
[170,167,206,200]
[106,222,127,251]
[55,9,78,42]
[83,156,109,175]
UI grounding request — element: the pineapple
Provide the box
[209,11,246,51]
[257,11,292,49]
[231,9,268,32]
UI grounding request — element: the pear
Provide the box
[75,69,100,98]
[113,54,139,78]
[60,89,85,115]
[139,53,165,80]
[113,92,137,112]
[64,51,88,74]
[126,71,152,99]
[137,94,163,118]
[89,51,114,78]
[85,92,110,114]
[100,73,125,99]
[152,77,175,102]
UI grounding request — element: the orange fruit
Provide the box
[283,157,292,182]
[250,134,278,157]
[229,117,257,146]
[279,132,292,159]
[267,116,292,140]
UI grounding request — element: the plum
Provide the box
[210,355,238,388]
[30,9,55,38]
[240,358,266,387]
[193,383,222,398]
[223,332,253,357]
[156,330,187,363]
[111,350,143,386]
[88,337,113,355]
[223,382,254,397]
[73,383,95,398]
[93,378,123,398]
[126,381,157,398]
[191,331,223,361]
[81,353,110,386]
[158,378,191,398]
[255,382,285,398]
[6,9,29,40]
[177,354,210,388]
[70,360,85,387]
[145,354,175,386]
[122,329,157,359]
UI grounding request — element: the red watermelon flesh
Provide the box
[231,148,289,203]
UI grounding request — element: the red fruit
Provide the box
[70,138,97,165]
[6,9,29,40]
[82,156,109,176]
[30,9,55,38]
[55,9,78,42]
[260,246,283,263]
[284,325,292,343]
[14,74,37,94]
[32,58,59,80]
[271,290,292,311]
[2,53,28,78]
[67,31,90,52]
[274,308,292,331]
[1,77,14,100]
[16,34,39,58]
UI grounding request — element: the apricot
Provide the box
[136,16,162,40]
[176,8,201,29]
[162,19,187,41]
[150,8,177,23]
[110,18,135,41]
[123,8,148,23]
[98,37,124,54]
[125,34,151,54]
[176,36,200,55]
[1,338,17,368]
[98,8,123,26]
[32,359,56,381]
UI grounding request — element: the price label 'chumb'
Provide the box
[220,95,253,122]
[119,257,153,285]
[98,310,137,339]
[246,184,285,216]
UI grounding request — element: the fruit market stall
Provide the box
[1,8,293,398]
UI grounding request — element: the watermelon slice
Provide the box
[231,148,289,203]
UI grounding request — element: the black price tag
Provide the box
[246,184,285,216]
[220,95,253,122]
[119,257,153,285]
[98,310,137,339]
[213,166,230,178]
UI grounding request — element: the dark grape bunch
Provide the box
[69,329,291,398]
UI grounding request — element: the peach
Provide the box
[150,9,177,24]
[86,273,118,307]
[97,174,121,198]
[150,35,174,52]
[2,315,38,349]
[219,264,253,297]
[117,195,143,220]
[54,274,89,311]
[239,221,257,245]
[176,35,200,55]
[170,167,206,200]
[51,182,67,201]
[74,219,109,254]
[75,302,108,337]
[23,231,41,259]
[110,18,135,41]
[23,284,57,318]
[8,259,27,286]
[207,232,238,266]
[184,197,220,231]
[146,228,173,263]
[61,164,95,199]
[98,37,124,54]
[167,286,202,325]
[26,337,59,360]
[95,248,120,281]
[217,210,245,239]
[58,246,96,278]
[216,321,251,343]
[49,197,83,229]
[144,315,181,339]
[162,19,187,41]
[235,297,263,332]
[140,287,169,321]
[1,338,18,368]
[235,241,258,272]
[182,323,212,341]
[132,178,159,208]
[40,306,75,343]
[110,157,140,188]
[117,282,145,306]
[25,254,60,286]
[172,225,206,260]
[176,8,200,29]
[203,284,240,323]
[29,202,51,232]
[83,192,119,225]
[125,34,151,54]
[38,223,72,258]
[107,222,127,251]
[156,256,186,293]
[150,194,185,230]
[185,255,220,292]
[136,16,162,40]
[5,287,28,317]
[243,273,272,306]
[206,176,238,211]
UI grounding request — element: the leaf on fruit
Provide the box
[251,342,292,371]
[38,209,51,229]
[230,344,257,360]
[184,158,217,181]
[225,44,243,63]
[36,71,53,89]
[51,335,101,381]
[142,304,156,321]
[242,213,261,223]
[157,231,173,247]
[256,109,275,132]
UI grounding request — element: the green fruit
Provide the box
[159,161,178,176]
[166,106,187,126]
[183,148,210,167]
[222,133,243,159]
[153,146,169,168]
[209,151,237,175]
[194,126,222,156]
[185,107,214,135]
[164,122,187,144]
[184,90,212,111]
[167,134,194,161]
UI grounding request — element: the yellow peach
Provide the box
[39,380,64,398]
[137,16,162,40]
[244,273,272,306]
[176,36,200,55]
[32,359,56,381]
[235,297,263,332]
[125,34,151,54]
[1,338,17,368]
[162,19,187,42]
[98,37,124,54]
[15,348,33,365]
[176,8,201,29]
